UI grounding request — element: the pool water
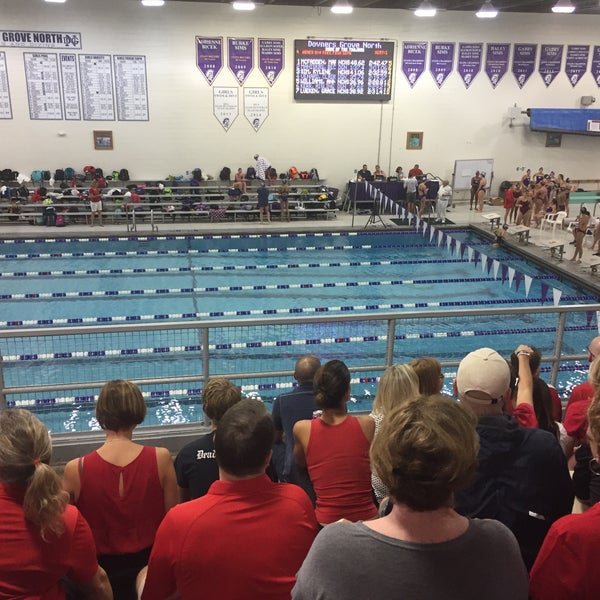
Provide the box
[0,230,596,433]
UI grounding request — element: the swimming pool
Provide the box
[0,230,597,433]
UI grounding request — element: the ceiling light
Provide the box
[476,1,498,17]
[232,0,256,9]
[331,0,353,14]
[141,0,165,5]
[44,0,67,3]
[415,1,437,16]
[552,0,575,12]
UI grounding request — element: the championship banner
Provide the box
[244,87,269,131]
[402,42,427,88]
[429,43,455,89]
[565,45,589,87]
[258,38,284,86]
[538,44,563,87]
[485,43,510,88]
[512,43,537,88]
[592,46,600,87]
[457,43,483,89]
[228,38,254,86]
[0,30,81,49]
[196,37,223,85]
[213,87,238,131]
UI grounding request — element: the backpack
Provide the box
[94,167,104,179]
[310,168,320,180]
[42,170,51,181]
[118,168,130,182]
[31,170,43,183]
[246,167,256,180]
[56,214,65,227]
[288,166,299,179]
[300,171,309,180]
[267,167,277,180]
[54,169,65,181]
[64,167,75,180]
[219,167,231,181]
[17,185,29,199]
[192,168,202,181]
[1,168,13,181]
[83,165,95,174]
[112,170,120,180]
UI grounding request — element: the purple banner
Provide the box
[538,44,563,87]
[196,36,223,85]
[512,43,537,88]
[258,38,284,86]
[429,42,455,88]
[592,46,600,87]
[228,37,254,86]
[402,41,427,88]
[565,44,590,87]
[485,43,510,88]
[458,43,483,88]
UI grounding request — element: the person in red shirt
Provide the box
[88,180,103,227]
[139,399,318,600]
[0,409,111,600]
[62,379,177,600]
[564,336,600,457]
[408,163,423,178]
[293,359,377,525]
[530,392,600,599]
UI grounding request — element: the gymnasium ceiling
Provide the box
[174,0,600,14]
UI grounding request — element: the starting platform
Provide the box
[542,240,566,261]
[508,225,531,244]
[481,212,502,231]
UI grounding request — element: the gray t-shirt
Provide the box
[292,518,528,600]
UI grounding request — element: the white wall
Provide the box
[3,0,600,193]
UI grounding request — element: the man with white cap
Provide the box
[453,347,573,571]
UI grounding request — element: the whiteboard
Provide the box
[452,159,494,191]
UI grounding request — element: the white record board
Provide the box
[452,159,494,191]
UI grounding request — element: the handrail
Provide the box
[1,304,598,409]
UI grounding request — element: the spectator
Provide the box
[453,347,574,570]
[233,167,247,194]
[139,399,318,600]
[175,378,242,502]
[272,354,321,501]
[436,179,452,223]
[253,154,271,181]
[563,336,600,457]
[62,379,178,600]
[292,395,528,600]
[293,360,377,525]
[0,409,112,599]
[529,390,600,599]
[572,357,600,506]
[410,356,445,395]
[470,171,481,210]
[369,363,419,503]
[373,165,386,180]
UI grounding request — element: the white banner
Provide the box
[0,30,82,49]
[244,87,269,131]
[213,87,238,130]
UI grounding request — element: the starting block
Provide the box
[584,258,600,274]
[543,240,565,261]
[481,213,502,231]
[508,225,531,244]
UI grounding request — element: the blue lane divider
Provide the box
[6,363,588,409]
[0,257,471,278]
[0,294,594,328]
[3,323,595,363]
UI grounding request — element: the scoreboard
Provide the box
[294,39,394,102]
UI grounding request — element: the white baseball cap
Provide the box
[456,347,510,404]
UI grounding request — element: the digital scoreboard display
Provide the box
[294,39,394,101]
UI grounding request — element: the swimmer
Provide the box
[492,223,509,247]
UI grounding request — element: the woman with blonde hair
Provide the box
[370,363,419,503]
[0,409,112,599]
[63,379,177,600]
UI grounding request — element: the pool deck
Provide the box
[1,199,599,296]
